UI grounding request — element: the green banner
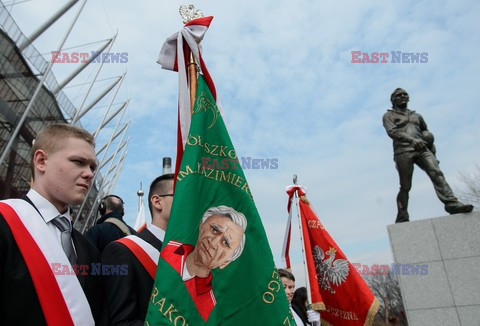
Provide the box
[145,75,293,325]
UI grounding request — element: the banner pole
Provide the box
[293,175,313,307]
[189,51,198,112]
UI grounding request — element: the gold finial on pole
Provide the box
[179,5,203,112]
[179,4,204,24]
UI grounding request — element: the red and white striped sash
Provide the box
[0,200,94,325]
[115,235,160,279]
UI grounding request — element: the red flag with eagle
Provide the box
[284,185,380,326]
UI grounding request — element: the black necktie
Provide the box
[51,216,77,265]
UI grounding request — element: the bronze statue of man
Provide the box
[383,88,473,223]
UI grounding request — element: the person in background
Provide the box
[292,287,309,325]
[278,269,320,326]
[101,173,174,325]
[86,194,136,253]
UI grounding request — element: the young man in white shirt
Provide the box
[0,123,106,325]
[102,173,174,325]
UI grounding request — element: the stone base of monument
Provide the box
[387,211,480,326]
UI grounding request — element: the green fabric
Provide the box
[145,75,294,325]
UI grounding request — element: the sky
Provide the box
[4,0,480,286]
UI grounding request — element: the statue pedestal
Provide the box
[387,212,480,326]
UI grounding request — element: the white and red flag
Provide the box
[157,16,223,176]
[133,197,146,232]
[283,185,380,325]
[281,185,307,269]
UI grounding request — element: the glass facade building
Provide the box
[0,4,105,232]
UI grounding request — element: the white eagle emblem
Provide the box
[313,246,349,294]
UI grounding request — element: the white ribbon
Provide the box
[157,18,224,150]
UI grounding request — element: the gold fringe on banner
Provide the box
[310,302,326,311]
[364,297,381,326]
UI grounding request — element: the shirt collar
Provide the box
[174,244,212,295]
[27,189,71,224]
[148,223,165,242]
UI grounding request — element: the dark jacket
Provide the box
[382,108,429,156]
[0,199,108,325]
[86,212,137,254]
[102,228,163,325]
[292,302,309,325]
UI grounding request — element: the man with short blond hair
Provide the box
[0,123,106,325]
